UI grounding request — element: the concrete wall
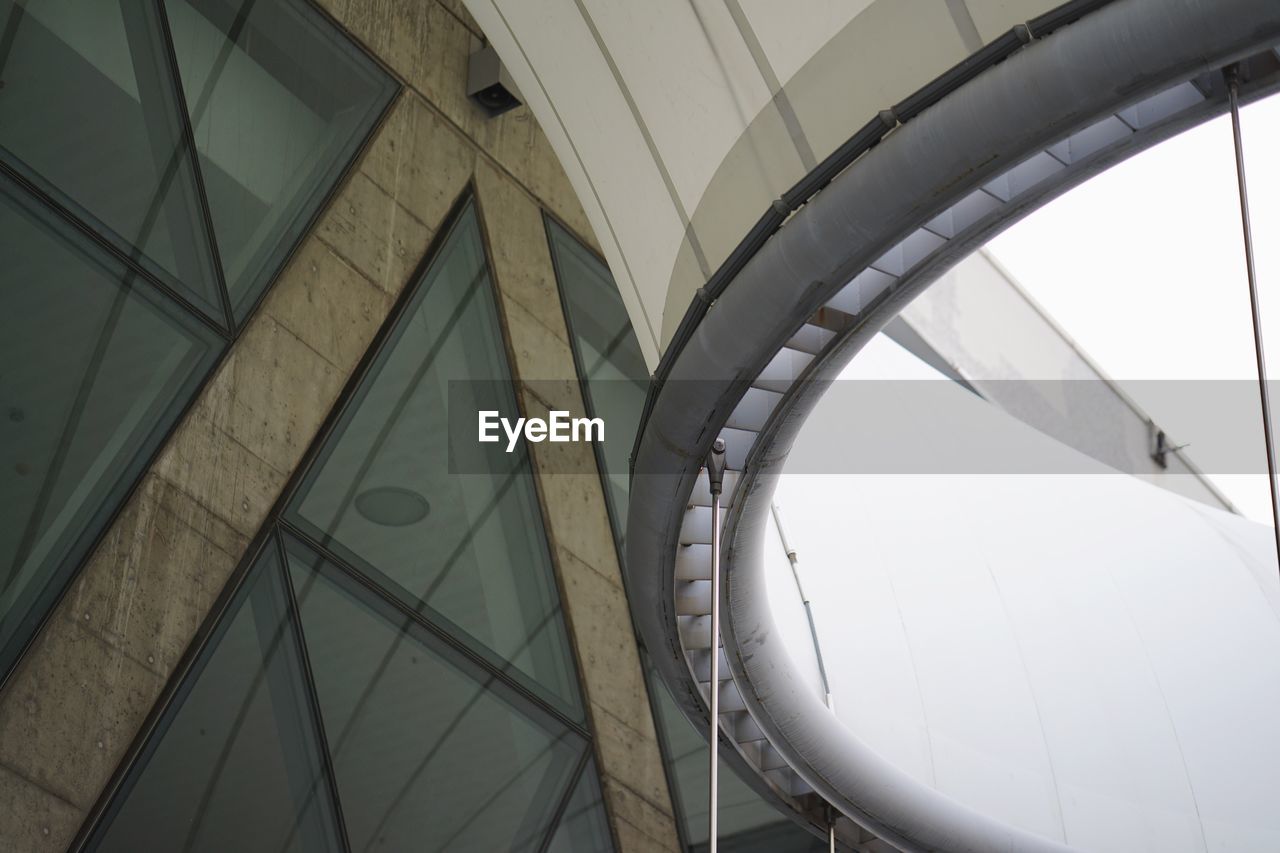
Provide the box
[0,2,678,849]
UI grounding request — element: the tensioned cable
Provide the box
[1226,65,1280,567]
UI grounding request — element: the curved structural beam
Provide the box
[628,0,1280,850]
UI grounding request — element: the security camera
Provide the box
[467,45,522,118]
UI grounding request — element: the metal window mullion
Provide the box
[532,746,593,853]
[272,530,355,853]
[151,0,238,333]
[646,675,696,852]
[68,532,276,851]
[4,279,132,590]
[0,158,231,341]
[276,518,593,740]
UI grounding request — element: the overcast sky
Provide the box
[986,91,1280,523]
[767,97,1280,836]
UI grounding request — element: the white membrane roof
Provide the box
[464,0,1062,366]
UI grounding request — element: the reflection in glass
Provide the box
[165,0,396,320]
[88,541,342,852]
[284,534,584,852]
[546,759,616,853]
[0,0,224,319]
[547,219,648,549]
[0,177,218,678]
[649,668,824,853]
[288,203,582,719]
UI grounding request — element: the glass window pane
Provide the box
[0,0,224,320]
[648,662,823,852]
[546,759,616,853]
[287,203,583,719]
[165,0,397,321]
[547,220,648,549]
[283,533,584,853]
[0,176,220,677]
[88,540,342,853]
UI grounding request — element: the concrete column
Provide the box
[475,159,682,852]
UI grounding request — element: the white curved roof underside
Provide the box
[772,335,1280,852]
[464,0,1062,366]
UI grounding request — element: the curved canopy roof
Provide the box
[465,0,1071,366]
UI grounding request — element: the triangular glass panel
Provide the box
[283,533,585,853]
[0,174,220,682]
[87,540,343,852]
[286,202,584,720]
[546,218,648,552]
[545,759,616,853]
[163,0,396,321]
[0,0,225,323]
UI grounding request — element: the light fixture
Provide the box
[354,486,430,527]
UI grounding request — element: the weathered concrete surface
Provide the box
[0,3,676,850]
[318,0,600,255]
[0,764,80,852]
[477,169,681,851]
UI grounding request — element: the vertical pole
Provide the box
[1226,66,1280,565]
[705,439,727,853]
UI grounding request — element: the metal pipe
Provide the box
[710,491,721,852]
[705,439,727,853]
[1227,65,1280,567]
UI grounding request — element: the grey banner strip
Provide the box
[572,0,713,280]
[945,0,984,52]
[721,0,818,171]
